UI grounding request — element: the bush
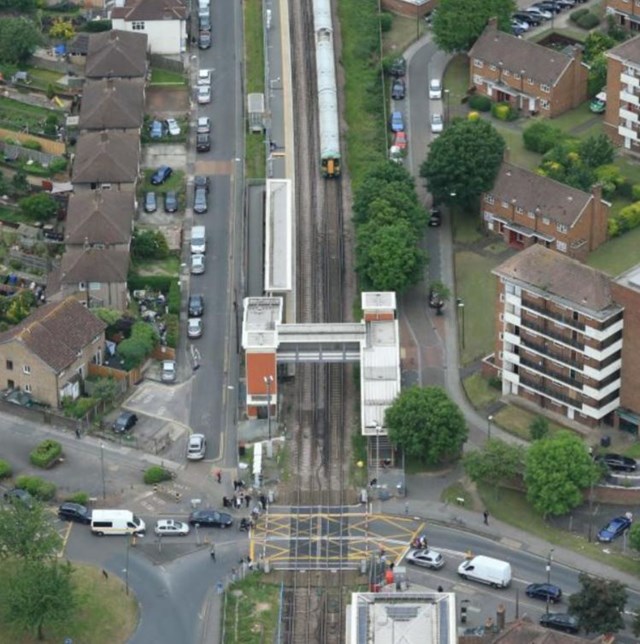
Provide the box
[379,12,392,32]
[49,157,68,174]
[570,8,589,22]
[491,102,517,121]
[468,94,492,112]
[117,321,158,369]
[576,12,600,30]
[468,111,480,121]
[82,19,111,32]
[0,459,12,479]
[29,439,62,468]
[165,313,179,348]
[523,121,564,154]
[15,474,56,501]
[127,273,172,294]
[608,217,621,238]
[617,180,633,200]
[488,376,501,390]
[132,228,170,260]
[62,396,97,419]
[22,139,42,151]
[143,466,173,485]
[594,164,625,199]
[65,491,89,505]
[618,201,640,232]
[632,184,640,202]
[167,280,180,315]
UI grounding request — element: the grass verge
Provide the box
[493,404,581,442]
[462,373,500,410]
[451,207,482,244]
[441,482,476,510]
[383,14,423,57]
[133,255,181,276]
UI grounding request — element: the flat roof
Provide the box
[265,179,293,293]
[242,297,283,350]
[362,291,396,311]
[615,263,640,294]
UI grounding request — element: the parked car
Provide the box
[58,502,91,524]
[589,91,606,114]
[112,411,138,433]
[193,186,208,214]
[429,78,442,100]
[535,1,563,13]
[389,111,404,132]
[595,453,637,472]
[165,118,181,136]
[161,360,177,383]
[197,69,212,86]
[428,207,442,227]
[198,31,211,49]
[164,191,178,213]
[526,583,562,603]
[150,165,173,185]
[511,18,530,31]
[155,519,190,536]
[144,191,157,213]
[149,120,165,139]
[406,548,445,569]
[539,613,579,634]
[188,509,233,528]
[430,113,444,134]
[526,5,552,19]
[194,175,210,191]
[393,131,407,151]
[187,433,206,460]
[517,10,543,24]
[4,488,34,508]
[191,253,205,275]
[188,294,204,317]
[198,85,212,105]
[512,24,526,36]
[199,14,211,31]
[188,317,203,338]
[196,133,211,152]
[597,515,632,543]
[390,56,406,78]
[197,116,211,134]
[391,78,406,100]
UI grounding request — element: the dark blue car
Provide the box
[150,165,173,185]
[597,516,632,543]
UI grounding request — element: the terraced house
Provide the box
[468,20,588,118]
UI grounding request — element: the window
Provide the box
[528,210,535,219]
[540,84,551,93]
[79,282,86,291]
[489,64,497,71]
[500,293,504,302]
[499,313,504,322]
[557,223,568,233]
[485,194,495,205]
[23,365,31,375]
[7,379,14,389]
[5,360,12,370]
[542,217,550,225]
[89,282,101,291]
[516,206,524,214]
[473,74,484,85]
[541,99,550,110]
[24,384,32,393]
[527,77,534,85]
[131,21,145,30]
[513,72,521,80]
[474,59,483,68]
[501,200,509,208]
[556,240,567,252]
[499,332,504,340]
[503,69,510,77]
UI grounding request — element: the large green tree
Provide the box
[420,118,505,208]
[385,386,468,465]
[524,431,599,517]
[569,573,627,634]
[19,193,58,221]
[463,439,525,497]
[432,0,515,53]
[0,499,61,561]
[0,17,42,64]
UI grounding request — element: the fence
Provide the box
[88,362,142,388]
[149,53,184,74]
[9,249,53,272]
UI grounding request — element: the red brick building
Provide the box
[468,20,588,118]
[605,0,640,32]
[381,0,436,19]
[481,162,609,261]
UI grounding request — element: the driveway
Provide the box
[146,86,190,116]
[142,143,188,171]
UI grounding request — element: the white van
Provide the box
[91,509,146,536]
[198,0,210,10]
[457,555,511,588]
[190,225,206,254]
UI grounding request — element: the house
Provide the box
[603,34,640,156]
[71,130,140,191]
[110,0,188,55]
[468,20,588,118]
[482,161,609,261]
[85,30,148,79]
[0,297,106,407]
[78,78,145,131]
[50,247,131,311]
[491,245,623,427]
[606,0,640,32]
[64,191,134,250]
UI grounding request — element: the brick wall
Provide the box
[604,56,624,146]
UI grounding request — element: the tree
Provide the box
[0,501,61,561]
[132,228,170,260]
[19,193,58,221]
[91,377,121,405]
[529,415,549,441]
[579,133,615,170]
[11,169,29,197]
[420,118,505,208]
[0,17,42,64]
[463,439,525,497]
[117,321,158,370]
[385,386,468,466]
[432,0,515,53]
[49,18,74,41]
[629,522,640,552]
[524,431,599,517]
[569,573,627,634]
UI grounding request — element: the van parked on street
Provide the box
[457,555,511,588]
[190,225,206,254]
[90,510,146,536]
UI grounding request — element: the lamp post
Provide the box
[545,548,554,615]
[264,375,274,442]
[100,443,106,500]
[488,415,493,442]
[444,89,450,124]
[375,423,383,485]
[457,299,465,350]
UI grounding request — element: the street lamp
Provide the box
[488,415,493,442]
[545,548,554,615]
[100,443,106,500]
[457,298,465,350]
[444,89,450,124]
[374,422,383,486]
[264,375,274,442]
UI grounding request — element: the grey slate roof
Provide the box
[71,130,139,184]
[65,191,134,245]
[111,0,188,21]
[85,30,147,78]
[79,78,145,130]
[59,247,130,284]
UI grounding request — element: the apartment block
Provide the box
[605,0,640,32]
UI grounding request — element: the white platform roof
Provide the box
[264,179,293,293]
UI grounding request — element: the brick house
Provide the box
[85,30,148,79]
[381,0,436,19]
[468,20,588,118]
[603,34,640,156]
[605,0,640,32]
[0,298,106,407]
[482,161,609,261]
[78,78,145,131]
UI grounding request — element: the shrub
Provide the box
[62,396,97,419]
[379,12,392,32]
[608,217,621,238]
[468,111,480,121]
[165,313,179,348]
[0,459,12,479]
[22,139,42,151]
[618,201,640,232]
[632,184,640,202]
[491,102,517,121]
[594,164,625,199]
[488,376,502,390]
[117,321,158,369]
[29,439,62,469]
[49,157,68,173]
[617,180,633,200]
[523,121,564,154]
[576,12,600,30]
[468,95,492,112]
[127,274,172,294]
[65,491,89,505]
[15,474,57,500]
[167,280,180,315]
[530,416,549,441]
[143,466,173,484]
[132,228,170,260]
[570,8,589,22]
[82,19,112,33]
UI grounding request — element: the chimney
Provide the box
[591,182,603,202]
[100,131,109,144]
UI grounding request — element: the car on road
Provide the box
[165,118,181,136]
[188,317,203,338]
[595,453,637,472]
[197,70,212,86]
[188,294,204,317]
[428,207,442,227]
[526,583,562,603]
[144,191,157,213]
[112,411,138,433]
[197,85,212,105]
[188,509,233,528]
[429,78,442,100]
[155,519,190,536]
[406,548,445,569]
[198,31,211,49]
[190,253,205,275]
[164,191,178,213]
[150,165,173,185]
[193,186,208,214]
[390,56,406,78]
[187,433,207,460]
[58,502,92,524]
[539,613,579,634]
[389,111,404,132]
[161,360,177,383]
[149,120,165,139]
[4,488,33,508]
[597,515,632,542]
[196,133,211,152]
[199,14,211,31]
[393,131,407,151]
[197,116,211,134]
[391,78,406,100]
[430,113,444,134]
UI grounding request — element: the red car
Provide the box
[393,131,407,150]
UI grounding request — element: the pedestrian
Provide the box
[239,491,245,506]
[231,567,237,582]
[233,480,239,491]
[251,505,260,521]
[216,470,222,484]
[247,556,253,571]
[259,494,267,510]
[210,543,216,561]
[223,495,230,508]
[235,495,242,510]
[75,427,81,439]
[483,510,489,525]
[245,494,252,508]
[239,479,246,489]
[437,585,444,593]
[369,478,378,487]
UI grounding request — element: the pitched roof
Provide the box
[492,618,595,644]
[85,30,147,78]
[79,78,145,130]
[65,191,134,245]
[71,130,139,184]
[59,247,130,284]
[111,0,188,21]
[490,162,593,227]
[469,23,576,86]
[493,245,617,314]
[606,33,640,65]
[0,297,106,373]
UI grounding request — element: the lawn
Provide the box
[491,122,541,171]
[443,55,469,121]
[451,207,482,244]
[244,0,264,94]
[0,96,62,133]
[0,562,138,643]
[462,372,500,410]
[493,404,579,442]
[133,255,181,276]
[440,482,476,510]
[149,68,186,86]
[141,169,185,195]
[549,102,600,137]
[383,14,423,57]
[246,132,265,180]
[587,226,640,276]
[25,66,66,88]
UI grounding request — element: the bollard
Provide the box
[460,605,467,624]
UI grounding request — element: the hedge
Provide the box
[523,121,565,154]
[576,12,600,30]
[15,474,57,501]
[609,201,640,237]
[143,466,173,484]
[62,396,97,419]
[65,491,89,505]
[165,313,179,348]
[127,273,173,294]
[168,280,180,315]
[0,459,12,479]
[468,95,492,112]
[29,439,62,469]
[570,8,589,22]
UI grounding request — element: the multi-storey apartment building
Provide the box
[492,245,624,427]
[468,20,588,118]
[605,0,640,32]
[604,34,640,155]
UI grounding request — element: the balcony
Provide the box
[621,72,640,89]
[521,318,584,350]
[521,299,585,331]
[519,356,583,390]
[520,375,580,408]
[520,336,582,369]
[620,90,640,106]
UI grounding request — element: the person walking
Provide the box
[210,543,216,561]
[245,494,252,508]
[216,470,222,484]
[483,510,489,525]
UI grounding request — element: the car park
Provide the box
[393,131,407,151]
[511,17,530,31]
[596,453,637,472]
[149,120,165,139]
[539,613,579,634]
[164,191,178,213]
[430,113,443,134]
[197,116,211,134]
[526,583,562,603]
[112,411,138,433]
[150,165,173,185]
[429,78,442,99]
[161,360,177,383]
[197,85,212,105]
[187,433,207,460]
[144,191,157,213]
[165,118,181,136]
[196,133,211,152]
[191,253,205,275]
[188,509,233,528]
[188,317,203,338]
[428,207,442,227]
[188,294,204,317]
[391,78,406,100]
[197,70,212,86]
[389,111,404,132]
[198,31,211,49]
[193,186,208,214]
[58,502,92,524]
[526,5,552,19]
[512,24,526,36]
[4,488,33,508]
[155,519,190,536]
[597,515,632,542]
[406,548,445,569]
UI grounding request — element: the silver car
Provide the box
[406,548,445,570]
[197,116,211,134]
[188,318,203,338]
[154,519,190,536]
[197,85,211,104]
[191,253,205,275]
[187,433,206,460]
[161,360,176,383]
[430,113,443,134]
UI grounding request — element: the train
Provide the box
[312,0,341,178]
